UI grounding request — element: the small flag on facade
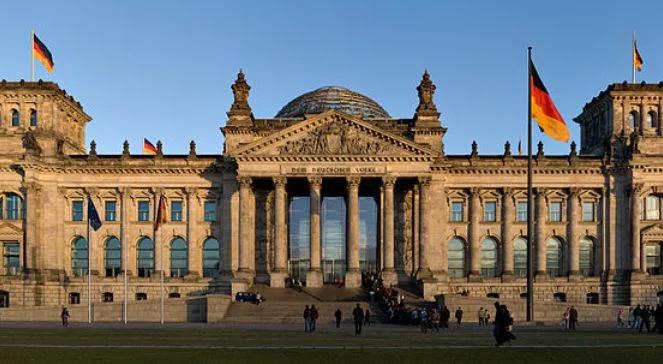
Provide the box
[633,34,643,72]
[87,196,102,231]
[143,138,157,155]
[33,33,54,73]
[530,60,569,143]
[154,195,167,231]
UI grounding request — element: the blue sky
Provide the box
[2,1,662,155]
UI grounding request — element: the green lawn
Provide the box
[0,326,661,363]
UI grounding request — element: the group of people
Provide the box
[562,306,579,330]
[623,304,663,334]
[305,304,371,335]
[492,302,516,346]
[302,305,319,332]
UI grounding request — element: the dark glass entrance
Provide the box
[288,196,310,282]
[321,196,346,283]
[359,196,378,273]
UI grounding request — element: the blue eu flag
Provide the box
[87,196,102,231]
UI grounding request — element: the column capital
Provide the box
[382,175,397,188]
[307,176,323,188]
[272,175,287,188]
[184,186,198,196]
[237,176,253,188]
[84,187,98,198]
[417,176,431,188]
[630,182,645,197]
[469,187,481,197]
[501,187,514,198]
[536,187,547,197]
[346,176,361,188]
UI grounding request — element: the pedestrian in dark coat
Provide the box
[455,307,463,325]
[353,304,365,335]
[569,306,578,330]
[303,305,311,332]
[440,305,450,329]
[334,308,342,328]
[310,305,319,332]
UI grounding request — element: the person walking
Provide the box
[569,306,578,330]
[310,305,319,332]
[455,307,463,326]
[60,307,70,327]
[478,307,485,326]
[364,308,371,327]
[303,305,311,333]
[440,305,450,329]
[639,306,651,333]
[617,309,625,328]
[334,308,342,328]
[353,304,364,335]
[563,307,570,330]
[633,305,642,330]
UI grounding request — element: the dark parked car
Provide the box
[235,292,257,303]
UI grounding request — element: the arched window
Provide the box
[71,236,88,277]
[647,111,657,129]
[170,237,188,277]
[448,237,466,278]
[513,237,528,278]
[579,237,595,276]
[202,237,220,278]
[5,193,22,220]
[628,111,637,130]
[136,237,154,277]
[480,237,498,278]
[29,109,37,127]
[105,237,121,277]
[11,109,19,126]
[546,237,563,277]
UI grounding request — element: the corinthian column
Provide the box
[381,175,397,285]
[236,176,254,280]
[535,188,547,278]
[631,183,643,273]
[568,188,580,278]
[468,187,482,280]
[416,177,433,279]
[306,176,323,287]
[270,176,288,287]
[501,188,514,280]
[345,176,361,288]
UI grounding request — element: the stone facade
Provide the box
[1,75,663,313]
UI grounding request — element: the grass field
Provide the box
[0,324,661,363]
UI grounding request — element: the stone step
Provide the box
[223,301,384,324]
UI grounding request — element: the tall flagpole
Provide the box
[160,225,164,324]
[87,210,92,324]
[31,30,35,82]
[526,46,534,322]
[632,32,636,84]
[122,195,128,324]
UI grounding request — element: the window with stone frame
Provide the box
[644,195,661,221]
[581,201,596,222]
[645,243,662,275]
[450,201,464,222]
[104,200,117,221]
[71,200,84,221]
[137,200,150,221]
[483,201,497,222]
[646,111,658,129]
[516,201,528,222]
[204,201,216,222]
[171,200,183,221]
[548,201,562,222]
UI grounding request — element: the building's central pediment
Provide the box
[234,111,436,160]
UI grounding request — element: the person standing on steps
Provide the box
[303,305,311,333]
[335,308,342,328]
[353,303,365,335]
[310,305,319,332]
[455,307,463,326]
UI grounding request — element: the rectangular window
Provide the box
[450,201,464,222]
[104,201,116,221]
[72,200,84,221]
[138,201,150,221]
[483,201,497,222]
[645,196,660,220]
[204,201,216,222]
[3,242,20,275]
[582,202,595,222]
[516,202,528,222]
[645,244,661,275]
[171,201,183,221]
[549,202,562,222]
[0,199,3,220]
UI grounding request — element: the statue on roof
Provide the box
[229,69,252,115]
[416,71,438,116]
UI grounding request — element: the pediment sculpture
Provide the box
[278,121,392,155]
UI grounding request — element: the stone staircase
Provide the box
[222,284,385,324]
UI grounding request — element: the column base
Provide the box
[468,271,482,282]
[500,271,515,283]
[535,271,550,282]
[233,269,255,282]
[269,270,288,288]
[630,270,646,281]
[568,271,582,282]
[306,269,323,288]
[380,269,398,287]
[416,267,433,280]
[344,269,361,288]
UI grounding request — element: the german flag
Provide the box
[33,34,54,73]
[154,195,167,231]
[633,37,643,72]
[143,138,157,155]
[530,60,569,143]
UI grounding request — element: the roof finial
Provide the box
[414,70,440,123]
[228,69,253,121]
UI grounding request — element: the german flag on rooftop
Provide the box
[530,60,569,143]
[33,34,54,73]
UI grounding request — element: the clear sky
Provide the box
[2,0,662,155]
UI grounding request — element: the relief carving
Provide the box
[278,121,392,155]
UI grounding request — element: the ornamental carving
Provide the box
[278,121,391,155]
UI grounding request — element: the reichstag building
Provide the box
[0,72,662,309]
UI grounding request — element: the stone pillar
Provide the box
[501,188,514,280]
[236,176,254,281]
[607,185,618,276]
[416,177,433,279]
[631,184,643,273]
[568,188,580,278]
[22,183,41,275]
[306,176,323,287]
[468,187,482,280]
[345,176,361,288]
[270,176,288,287]
[535,188,547,278]
[186,187,202,277]
[120,188,131,277]
[381,175,397,285]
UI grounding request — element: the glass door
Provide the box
[321,196,346,284]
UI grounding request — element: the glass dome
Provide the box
[275,86,391,119]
